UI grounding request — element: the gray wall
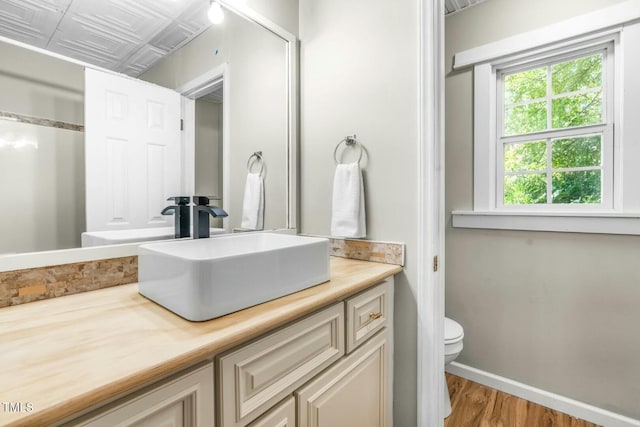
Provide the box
[299,0,418,424]
[142,3,290,231]
[445,0,640,419]
[0,41,85,254]
[245,0,298,35]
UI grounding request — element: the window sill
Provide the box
[451,210,640,235]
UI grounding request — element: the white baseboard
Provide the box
[446,362,640,427]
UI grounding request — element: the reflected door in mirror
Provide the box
[85,69,182,232]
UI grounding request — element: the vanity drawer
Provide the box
[346,278,393,353]
[218,302,345,427]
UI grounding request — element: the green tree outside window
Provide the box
[502,53,604,205]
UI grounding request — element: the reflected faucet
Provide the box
[162,196,191,239]
[193,196,228,239]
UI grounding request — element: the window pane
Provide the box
[552,91,602,128]
[504,67,546,104]
[552,135,601,168]
[504,101,547,135]
[552,54,602,95]
[552,170,601,204]
[504,141,546,172]
[504,173,547,205]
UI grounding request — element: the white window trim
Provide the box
[452,0,640,235]
[451,211,640,235]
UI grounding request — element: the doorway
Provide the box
[178,64,230,232]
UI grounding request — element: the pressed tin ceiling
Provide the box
[445,0,488,15]
[0,0,213,76]
[0,0,483,77]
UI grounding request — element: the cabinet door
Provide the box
[218,303,344,427]
[126,399,187,427]
[247,396,295,427]
[296,329,390,427]
[72,363,214,427]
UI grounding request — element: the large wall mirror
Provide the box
[0,0,297,270]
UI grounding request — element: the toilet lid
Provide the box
[444,317,464,343]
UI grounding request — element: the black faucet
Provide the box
[161,196,191,239]
[192,196,228,239]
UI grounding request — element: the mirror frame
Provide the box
[0,0,298,272]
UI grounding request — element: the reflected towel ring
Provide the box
[247,151,264,175]
[333,135,363,165]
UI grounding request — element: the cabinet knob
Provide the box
[369,312,382,320]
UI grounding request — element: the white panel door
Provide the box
[85,68,181,232]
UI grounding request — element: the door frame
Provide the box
[417,0,445,425]
[177,63,231,232]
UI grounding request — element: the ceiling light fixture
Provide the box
[208,1,224,24]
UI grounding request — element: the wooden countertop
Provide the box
[0,257,401,427]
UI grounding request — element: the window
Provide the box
[452,4,640,234]
[496,46,613,209]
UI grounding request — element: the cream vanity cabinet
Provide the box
[67,277,393,427]
[70,363,215,426]
[218,277,394,427]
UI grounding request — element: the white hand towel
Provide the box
[241,172,264,230]
[331,162,366,238]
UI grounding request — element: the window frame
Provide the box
[470,32,621,214]
[494,43,615,211]
[451,3,640,235]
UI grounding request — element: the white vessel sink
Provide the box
[138,233,330,321]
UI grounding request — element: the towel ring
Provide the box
[333,135,363,165]
[247,151,264,175]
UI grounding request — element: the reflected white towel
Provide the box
[241,172,264,230]
[331,162,366,238]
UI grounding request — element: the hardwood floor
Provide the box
[444,373,600,427]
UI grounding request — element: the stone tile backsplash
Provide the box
[328,237,404,266]
[0,237,404,308]
[0,256,137,308]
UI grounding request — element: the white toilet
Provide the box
[444,317,464,418]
